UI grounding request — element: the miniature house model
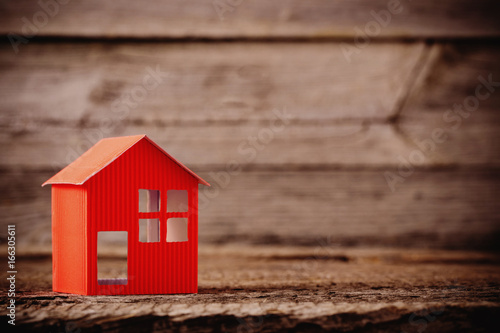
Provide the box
[42,135,210,295]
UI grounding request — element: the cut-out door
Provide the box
[97,231,128,285]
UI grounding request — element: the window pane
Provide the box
[139,189,160,212]
[167,190,188,212]
[166,218,188,242]
[139,219,160,243]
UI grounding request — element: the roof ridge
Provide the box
[42,135,210,187]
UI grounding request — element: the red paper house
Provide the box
[42,135,210,295]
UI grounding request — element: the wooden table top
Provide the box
[2,245,499,332]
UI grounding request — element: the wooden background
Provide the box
[1,0,500,251]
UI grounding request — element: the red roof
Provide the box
[42,135,210,187]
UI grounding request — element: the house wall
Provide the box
[86,139,199,295]
[51,184,87,294]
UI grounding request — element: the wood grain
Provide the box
[0,123,419,168]
[1,0,499,38]
[1,246,499,332]
[1,42,499,168]
[0,42,425,124]
[399,42,500,166]
[1,3,499,255]
[1,170,499,250]
[2,117,499,168]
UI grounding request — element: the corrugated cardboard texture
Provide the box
[47,136,207,295]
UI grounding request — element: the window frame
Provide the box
[137,188,190,243]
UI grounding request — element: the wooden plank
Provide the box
[2,247,500,331]
[0,42,424,124]
[1,0,499,39]
[195,169,500,249]
[2,115,499,169]
[399,43,500,166]
[0,123,421,169]
[400,112,500,166]
[1,170,499,250]
[2,42,499,167]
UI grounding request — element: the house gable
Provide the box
[42,135,209,187]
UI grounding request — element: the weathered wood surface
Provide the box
[0,42,424,123]
[1,11,500,251]
[0,41,425,168]
[1,41,499,250]
[1,42,499,168]
[399,42,500,166]
[1,246,499,332]
[1,169,499,250]
[1,0,500,39]
[0,124,421,168]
